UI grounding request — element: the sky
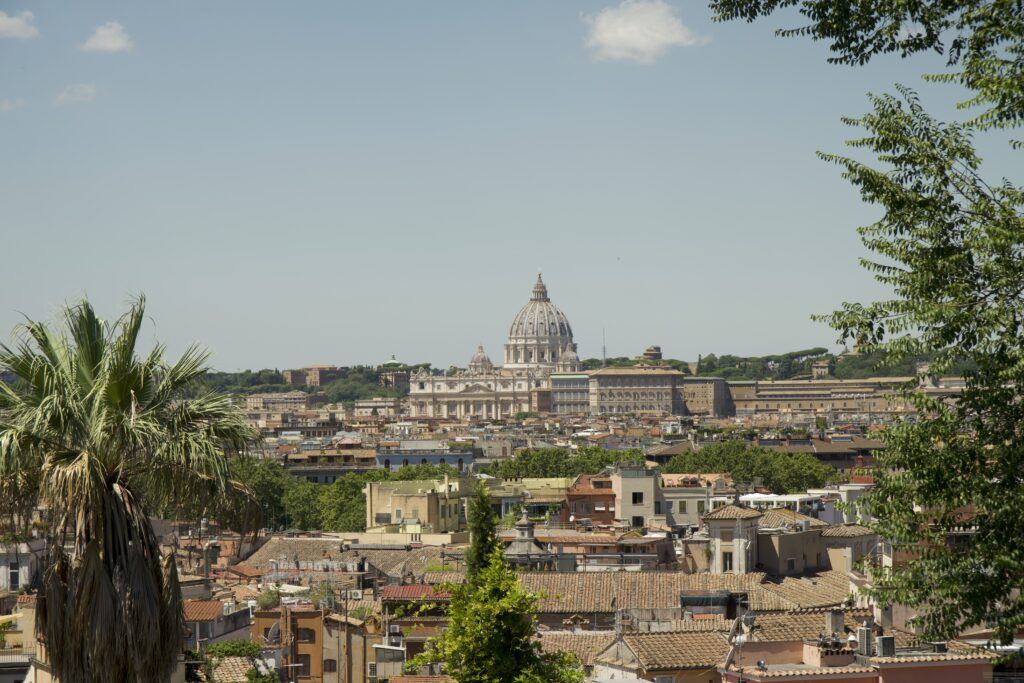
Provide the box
[1,1,1019,371]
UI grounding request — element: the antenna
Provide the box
[602,329,607,368]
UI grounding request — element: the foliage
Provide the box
[231,460,459,533]
[282,480,322,530]
[205,640,262,658]
[663,441,836,493]
[464,484,499,581]
[309,581,335,609]
[200,363,423,402]
[410,548,584,683]
[245,670,277,683]
[0,297,259,683]
[487,446,644,479]
[255,587,280,610]
[709,0,1024,131]
[808,87,1024,644]
[229,457,292,531]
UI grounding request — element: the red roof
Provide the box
[183,600,225,622]
[16,594,36,605]
[380,585,451,601]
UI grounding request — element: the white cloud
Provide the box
[80,21,132,53]
[584,0,709,64]
[0,10,38,39]
[0,98,26,113]
[54,83,97,106]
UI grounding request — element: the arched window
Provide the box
[458,458,464,471]
[384,459,391,470]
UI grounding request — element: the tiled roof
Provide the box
[703,504,762,521]
[536,631,615,667]
[622,631,730,670]
[820,524,875,538]
[209,656,255,683]
[759,571,852,610]
[238,538,445,578]
[518,572,773,613]
[16,594,35,605]
[759,508,828,529]
[732,664,876,678]
[380,585,451,601]
[184,600,225,622]
[422,571,467,585]
[746,608,874,642]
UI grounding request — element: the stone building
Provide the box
[408,274,581,419]
[588,366,686,415]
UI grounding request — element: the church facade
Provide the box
[408,274,581,420]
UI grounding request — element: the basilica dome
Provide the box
[504,274,575,374]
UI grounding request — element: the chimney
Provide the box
[825,609,844,636]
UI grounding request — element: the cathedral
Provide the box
[409,274,581,419]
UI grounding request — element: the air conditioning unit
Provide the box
[389,624,401,635]
[348,589,363,600]
[877,635,896,657]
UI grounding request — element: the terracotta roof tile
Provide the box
[536,632,615,667]
[209,656,255,683]
[703,504,762,521]
[621,631,730,670]
[184,600,225,623]
[820,524,875,538]
[759,508,829,529]
[380,585,451,601]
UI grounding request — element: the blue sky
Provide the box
[1,2,1018,370]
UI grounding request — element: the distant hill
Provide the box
[201,363,427,403]
[582,348,966,381]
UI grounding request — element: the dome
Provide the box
[507,274,574,340]
[468,344,494,373]
[504,273,575,373]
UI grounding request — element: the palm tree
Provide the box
[0,297,258,682]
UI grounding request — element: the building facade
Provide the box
[408,274,581,420]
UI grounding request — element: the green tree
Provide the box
[410,547,584,683]
[230,457,292,531]
[205,640,262,658]
[255,587,280,610]
[809,89,1024,644]
[488,446,643,480]
[711,0,1024,644]
[463,484,499,580]
[0,298,258,683]
[282,479,322,530]
[663,441,835,493]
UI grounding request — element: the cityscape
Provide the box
[2,2,1023,683]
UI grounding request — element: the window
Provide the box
[8,562,19,591]
[631,516,644,528]
[654,501,662,515]
[679,501,687,514]
[324,659,337,673]
[697,500,705,514]
[296,653,311,677]
[816,552,822,567]
[632,492,644,505]
[787,558,797,573]
[297,627,316,643]
[722,551,734,572]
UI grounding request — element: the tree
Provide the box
[663,441,836,493]
[282,479,322,530]
[711,0,1024,644]
[230,457,292,531]
[205,640,262,658]
[809,89,1024,644]
[463,484,499,580]
[410,548,584,683]
[0,297,258,682]
[709,0,1024,131]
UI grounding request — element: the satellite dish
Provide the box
[265,622,281,645]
